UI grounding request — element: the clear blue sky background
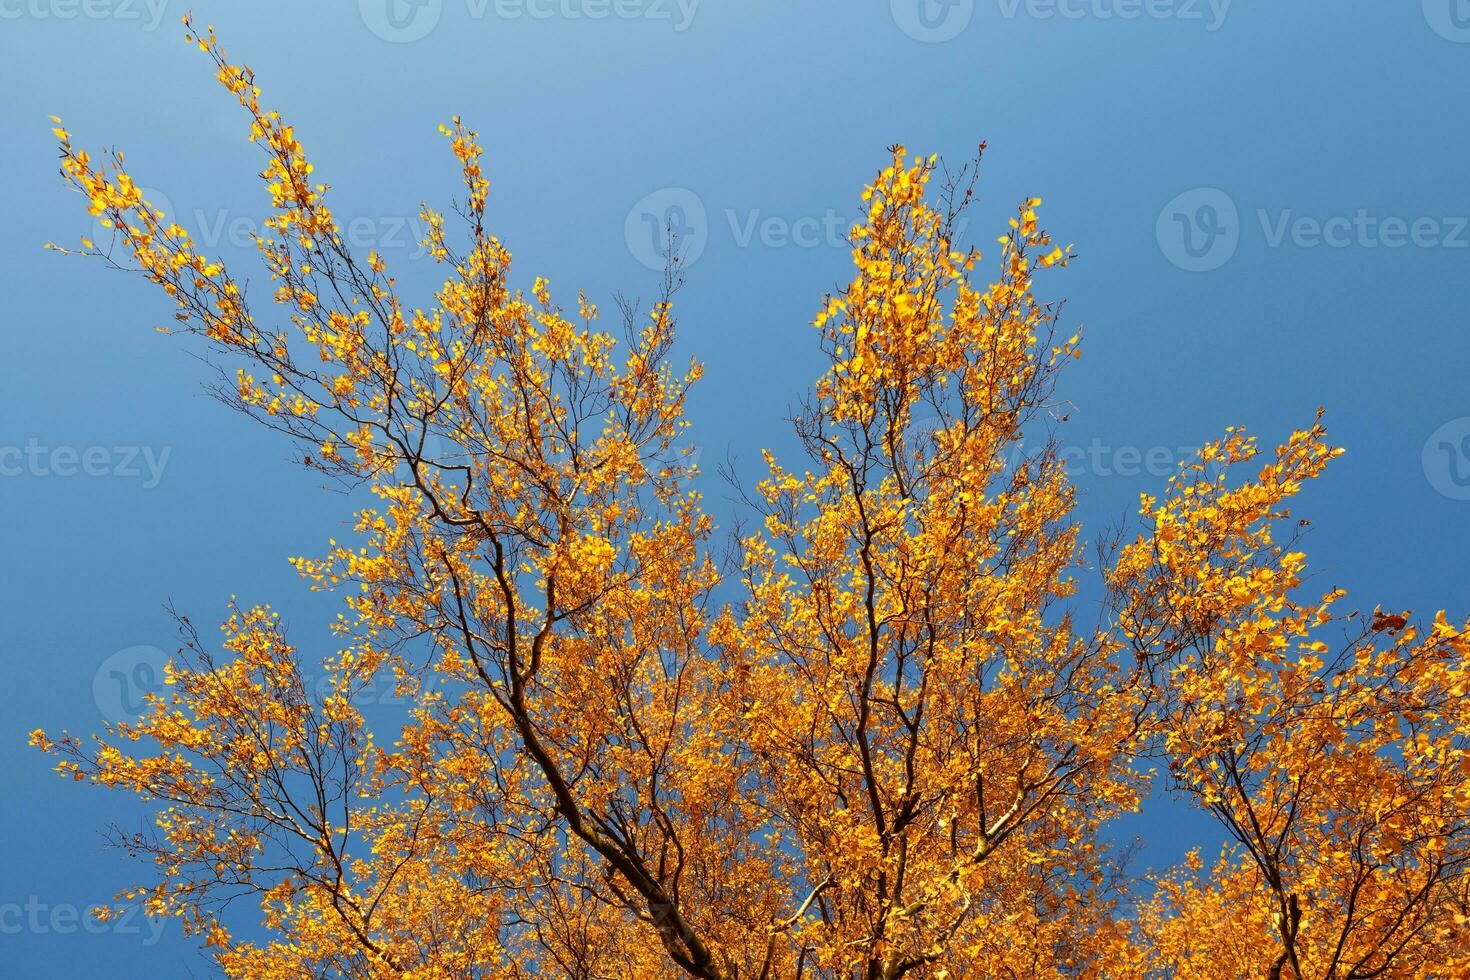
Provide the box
[2,1,1468,973]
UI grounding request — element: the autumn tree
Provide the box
[1105,428,1470,978]
[34,20,1470,979]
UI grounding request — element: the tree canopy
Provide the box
[33,20,1470,979]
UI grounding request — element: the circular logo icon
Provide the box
[1423,0,1470,42]
[891,0,974,42]
[90,185,176,256]
[907,413,951,458]
[650,442,705,476]
[1422,417,1470,500]
[1156,187,1240,272]
[360,0,443,42]
[93,645,170,725]
[625,188,708,272]
[390,429,460,484]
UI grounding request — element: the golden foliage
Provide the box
[35,19,1470,980]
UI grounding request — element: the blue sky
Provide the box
[2,1,1468,973]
